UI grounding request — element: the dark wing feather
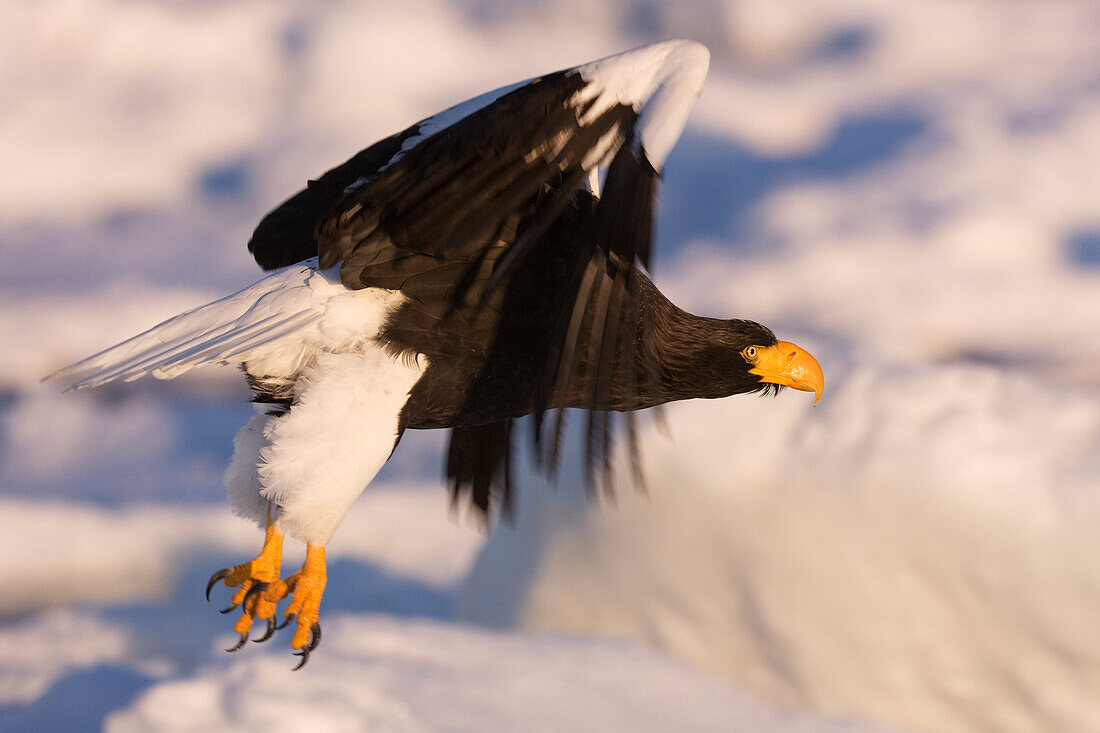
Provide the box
[442,171,659,519]
[532,138,660,492]
[248,127,420,270]
[446,420,514,522]
[316,70,636,290]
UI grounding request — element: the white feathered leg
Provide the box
[258,349,427,545]
[224,410,280,527]
[236,348,426,658]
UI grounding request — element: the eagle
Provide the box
[48,40,823,668]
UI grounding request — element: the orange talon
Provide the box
[205,526,327,664]
[206,521,284,640]
[285,544,326,655]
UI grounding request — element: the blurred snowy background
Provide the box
[3,1,1100,731]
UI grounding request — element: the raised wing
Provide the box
[324,40,708,285]
[250,40,709,280]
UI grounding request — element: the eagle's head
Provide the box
[736,328,824,404]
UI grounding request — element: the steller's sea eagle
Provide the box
[47,40,823,668]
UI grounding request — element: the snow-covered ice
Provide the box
[460,363,1100,732]
[4,1,1100,732]
[106,615,887,733]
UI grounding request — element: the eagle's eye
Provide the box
[742,345,758,361]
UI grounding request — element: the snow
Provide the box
[106,615,887,733]
[459,363,1100,732]
[0,610,131,706]
[4,1,1100,732]
[0,485,481,616]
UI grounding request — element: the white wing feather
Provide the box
[45,258,343,390]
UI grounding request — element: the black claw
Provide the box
[253,616,276,643]
[205,568,230,601]
[289,622,321,669]
[275,613,293,630]
[226,630,249,653]
[243,582,269,609]
[219,602,240,615]
[307,622,322,652]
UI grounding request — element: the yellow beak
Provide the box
[748,341,824,404]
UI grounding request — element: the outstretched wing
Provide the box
[248,41,710,519]
[44,260,340,390]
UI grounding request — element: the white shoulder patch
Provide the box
[575,40,710,170]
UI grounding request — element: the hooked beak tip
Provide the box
[749,341,824,404]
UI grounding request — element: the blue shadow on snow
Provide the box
[655,109,927,263]
[0,551,455,731]
[0,666,153,733]
[1067,229,1100,268]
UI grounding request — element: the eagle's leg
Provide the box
[205,516,285,648]
[254,543,326,669]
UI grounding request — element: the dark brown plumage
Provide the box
[242,56,824,520]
